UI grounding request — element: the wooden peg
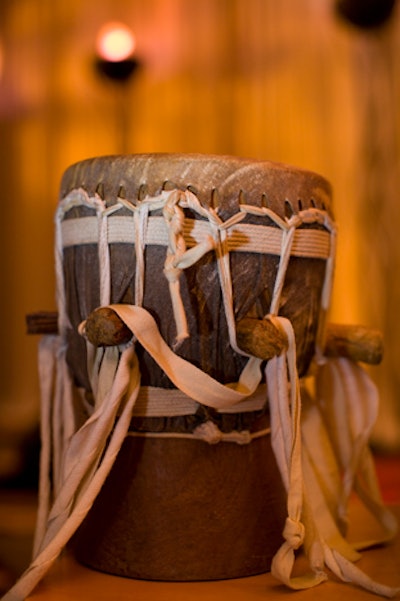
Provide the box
[25,310,384,365]
[236,317,288,360]
[324,323,383,365]
[118,185,126,199]
[162,180,177,191]
[80,310,289,357]
[25,311,58,335]
[238,189,246,205]
[261,193,269,208]
[138,183,148,201]
[84,307,133,346]
[211,188,220,210]
[187,184,199,196]
[96,182,105,199]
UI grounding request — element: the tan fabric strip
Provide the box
[132,384,267,417]
[60,215,331,259]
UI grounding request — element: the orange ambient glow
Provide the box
[0,38,3,81]
[96,22,136,62]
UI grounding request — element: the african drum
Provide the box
[6,153,397,601]
[55,153,333,580]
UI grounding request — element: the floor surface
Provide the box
[0,453,399,598]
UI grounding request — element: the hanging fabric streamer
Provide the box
[4,154,399,600]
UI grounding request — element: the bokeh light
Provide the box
[95,22,136,62]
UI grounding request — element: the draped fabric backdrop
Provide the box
[0,0,399,479]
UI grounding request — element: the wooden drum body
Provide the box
[56,154,334,581]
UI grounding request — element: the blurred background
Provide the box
[0,0,400,491]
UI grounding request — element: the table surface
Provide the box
[23,502,400,601]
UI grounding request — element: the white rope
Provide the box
[315,357,398,550]
[4,185,398,601]
[269,224,297,316]
[213,225,246,355]
[126,423,271,445]
[162,190,189,342]
[55,189,104,336]
[98,207,111,307]
[57,189,335,354]
[267,321,399,597]
[60,215,332,258]
[33,336,59,557]
[134,203,149,307]
[109,304,263,410]
[130,383,267,417]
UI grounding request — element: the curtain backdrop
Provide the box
[0,0,399,478]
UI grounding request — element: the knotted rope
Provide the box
[2,186,398,601]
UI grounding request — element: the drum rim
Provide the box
[60,153,333,219]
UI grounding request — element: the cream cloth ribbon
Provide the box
[1,304,265,601]
[2,305,399,600]
[268,328,399,597]
[315,358,398,549]
[1,339,140,601]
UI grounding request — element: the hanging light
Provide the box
[95,22,139,82]
[335,0,397,29]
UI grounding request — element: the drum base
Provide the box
[71,433,287,581]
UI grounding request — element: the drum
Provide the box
[56,153,334,581]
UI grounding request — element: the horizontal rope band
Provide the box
[61,215,331,260]
[126,424,272,445]
[131,384,267,417]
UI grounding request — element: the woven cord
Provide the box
[162,190,189,343]
[2,344,141,601]
[3,187,398,601]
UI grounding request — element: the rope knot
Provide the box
[163,255,181,283]
[299,208,325,225]
[163,192,185,232]
[193,421,222,444]
[283,516,305,549]
[286,214,303,229]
